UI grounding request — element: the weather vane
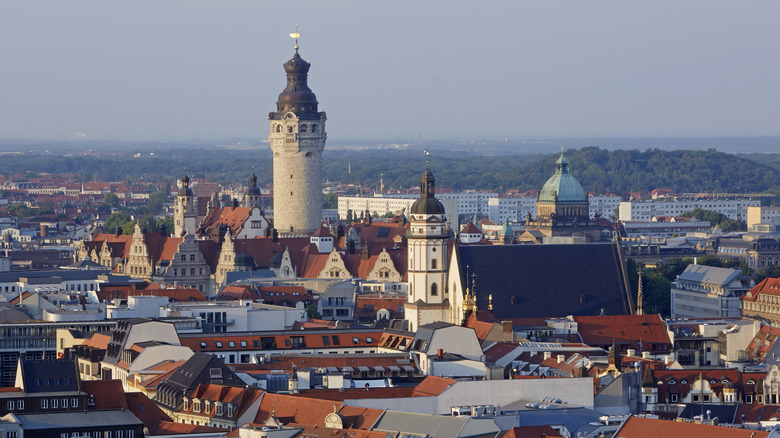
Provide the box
[289,24,300,51]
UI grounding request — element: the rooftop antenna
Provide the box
[290,24,300,52]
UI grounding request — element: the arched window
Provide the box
[300,125,307,133]
[288,126,293,133]
[431,259,437,269]
[312,124,317,132]
[275,125,281,133]
[431,283,438,296]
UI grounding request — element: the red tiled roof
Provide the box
[615,416,768,438]
[745,325,780,361]
[484,342,520,364]
[651,369,742,402]
[254,393,342,426]
[354,296,406,319]
[573,315,672,352]
[412,376,456,397]
[199,206,255,237]
[125,392,172,433]
[743,277,780,301]
[154,421,227,435]
[460,222,482,234]
[180,384,263,421]
[311,225,333,238]
[80,380,129,410]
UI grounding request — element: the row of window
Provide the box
[58,430,135,438]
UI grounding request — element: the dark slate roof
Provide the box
[19,359,80,393]
[678,403,738,423]
[11,410,142,429]
[456,243,630,319]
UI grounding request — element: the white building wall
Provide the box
[619,199,761,222]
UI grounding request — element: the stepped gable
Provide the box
[455,243,630,319]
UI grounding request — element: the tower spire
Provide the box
[289,24,300,52]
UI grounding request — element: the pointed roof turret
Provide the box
[642,368,656,388]
[272,39,320,120]
[178,172,193,197]
[246,168,261,196]
[500,218,513,237]
[410,164,445,216]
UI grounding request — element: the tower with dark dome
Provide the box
[244,168,262,208]
[519,149,602,243]
[268,38,327,235]
[405,164,450,331]
[174,172,198,237]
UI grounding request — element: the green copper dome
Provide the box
[538,150,586,204]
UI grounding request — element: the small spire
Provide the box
[289,24,300,52]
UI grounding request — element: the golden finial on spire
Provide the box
[424,150,430,167]
[289,24,300,51]
[488,294,493,311]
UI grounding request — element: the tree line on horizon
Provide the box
[0,147,778,197]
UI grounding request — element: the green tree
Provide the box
[4,203,32,218]
[323,193,338,209]
[147,191,169,215]
[103,193,120,209]
[157,216,174,236]
[306,303,322,320]
[104,212,134,235]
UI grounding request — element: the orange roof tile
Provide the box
[80,380,129,410]
[573,315,672,352]
[412,376,456,397]
[743,277,780,301]
[254,393,342,426]
[615,416,768,438]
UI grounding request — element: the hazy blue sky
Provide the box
[1,1,779,142]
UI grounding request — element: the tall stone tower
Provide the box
[268,40,327,235]
[404,165,450,332]
[174,173,197,237]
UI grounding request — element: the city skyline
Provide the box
[1,1,779,141]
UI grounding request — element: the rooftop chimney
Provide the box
[437,349,443,360]
[543,351,552,360]
[557,354,566,364]
[502,321,512,334]
[627,349,635,357]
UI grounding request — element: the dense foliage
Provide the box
[0,147,778,195]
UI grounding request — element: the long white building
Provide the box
[619,199,760,222]
[338,194,468,221]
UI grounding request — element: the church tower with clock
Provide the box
[268,37,327,235]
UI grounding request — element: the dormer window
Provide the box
[215,402,223,416]
[193,399,201,412]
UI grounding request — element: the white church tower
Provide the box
[404,165,450,332]
[268,35,327,235]
[174,173,198,237]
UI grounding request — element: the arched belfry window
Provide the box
[431,283,438,296]
[275,125,281,133]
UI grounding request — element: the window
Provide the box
[253,340,260,348]
[6,401,13,410]
[51,399,57,409]
[71,398,77,408]
[190,254,195,261]
[353,337,360,344]
[229,341,235,348]
[332,335,341,346]
[322,336,331,346]
[366,337,373,343]
[181,255,186,262]
[18,400,23,410]
[41,399,48,409]
[431,259,437,269]
[200,342,207,348]
[260,337,276,348]
[291,336,306,348]
[431,283,438,296]
[216,342,223,348]
[240,340,247,347]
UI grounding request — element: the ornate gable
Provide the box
[318,248,350,279]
